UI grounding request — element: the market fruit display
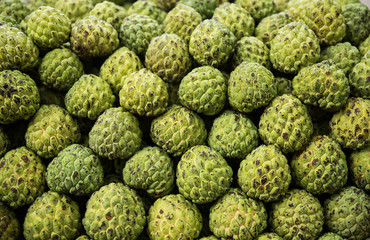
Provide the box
[1,1,369,239]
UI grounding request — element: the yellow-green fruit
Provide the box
[145,33,192,83]
[177,145,233,204]
[257,233,283,240]
[349,146,369,192]
[270,21,320,74]
[23,191,81,240]
[0,147,46,209]
[70,16,119,57]
[209,188,268,240]
[148,194,202,240]
[88,107,142,160]
[100,46,144,94]
[75,235,90,240]
[329,97,369,150]
[342,3,370,46]
[20,6,71,50]
[83,183,146,239]
[0,25,39,72]
[150,0,178,11]
[38,48,84,91]
[359,35,370,56]
[0,202,21,239]
[270,189,324,240]
[212,2,255,40]
[163,4,202,44]
[150,105,207,157]
[199,236,218,240]
[25,104,81,159]
[228,62,276,113]
[349,57,370,98]
[122,146,175,198]
[127,0,166,24]
[238,144,291,202]
[291,135,348,195]
[179,0,219,19]
[88,1,127,31]
[0,127,9,158]
[65,74,115,120]
[235,0,276,22]
[0,70,40,124]
[259,94,313,153]
[335,0,360,5]
[0,0,31,23]
[207,110,259,159]
[119,68,169,117]
[189,19,236,68]
[318,233,345,240]
[178,66,227,116]
[273,0,290,12]
[28,0,58,11]
[0,14,19,28]
[324,186,370,240]
[54,0,94,23]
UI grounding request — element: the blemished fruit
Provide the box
[238,144,291,202]
[0,147,46,208]
[179,0,219,19]
[0,14,19,28]
[342,3,370,46]
[83,183,146,239]
[270,21,320,74]
[20,6,71,50]
[359,35,370,56]
[0,70,40,124]
[235,0,276,22]
[54,0,94,23]
[127,0,167,24]
[270,189,324,240]
[324,186,370,240]
[291,135,348,195]
[349,56,370,98]
[0,202,21,239]
[88,1,127,31]
[25,104,81,159]
[0,127,9,158]
[257,233,283,240]
[259,94,313,153]
[150,104,207,157]
[318,233,345,240]
[209,188,268,240]
[0,25,39,72]
[349,146,369,192]
[46,144,104,196]
[0,0,31,23]
[23,191,81,240]
[150,0,178,11]
[207,110,259,159]
[122,146,175,198]
[148,194,203,240]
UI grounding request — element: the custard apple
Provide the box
[179,0,219,19]
[88,1,127,31]
[127,0,167,23]
[235,0,276,22]
[349,56,370,98]
[342,3,370,46]
[0,14,19,28]
[0,202,21,239]
[318,233,345,240]
[0,127,9,158]
[273,0,290,12]
[150,0,178,11]
[0,0,31,23]
[359,35,370,56]
[257,233,283,240]
[54,0,94,23]
[349,146,369,192]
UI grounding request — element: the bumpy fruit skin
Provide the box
[259,94,313,153]
[349,57,370,98]
[359,35,370,56]
[208,110,259,159]
[0,0,31,23]
[119,68,169,117]
[20,6,71,50]
[25,104,81,159]
[274,0,290,12]
[212,2,255,40]
[0,202,21,239]
[329,97,369,150]
[150,105,207,157]
[0,127,9,158]
[178,66,227,116]
[318,232,345,240]
[255,12,293,47]
[145,33,192,83]
[88,1,126,31]
[119,14,163,56]
[179,0,219,19]
[0,147,45,208]
[324,186,370,240]
[46,144,104,196]
[270,189,324,240]
[349,146,370,192]
[148,194,202,240]
[89,107,142,160]
[177,145,233,204]
[150,0,178,11]
[122,146,174,198]
[75,235,90,240]
[24,191,81,240]
[65,74,115,120]
[83,183,146,239]
[238,144,291,202]
[0,70,40,124]
[270,21,320,74]
[235,0,276,22]
[189,19,236,68]
[0,25,39,72]
[257,233,283,240]
[163,4,202,44]
[0,15,19,28]
[228,62,276,113]
[54,0,94,23]
[70,16,119,57]
[27,0,57,11]
[320,42,361,75]
[276,77,292,96]
[100,46,144,94]
[209,188,267,240]
[232,37,271,69]
[127,0,167,24]
[291,135,348,195]
[292,61,350,112]
[39,48,84,91]
[342,3,370,46]
[336,0,360,5]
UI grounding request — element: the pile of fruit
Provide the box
[0,0,369,239]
